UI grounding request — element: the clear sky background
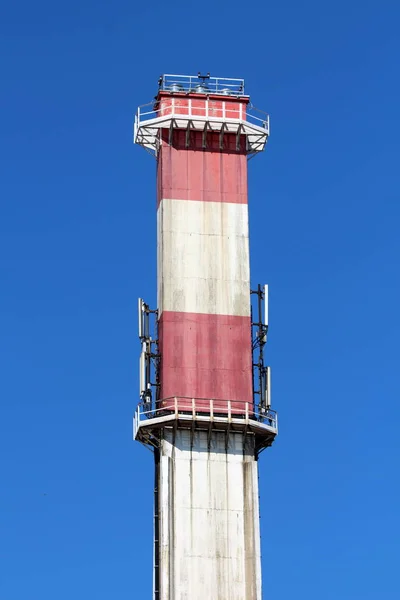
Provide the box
[1,1,399,598]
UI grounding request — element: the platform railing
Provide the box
[160,74,246,96]
[135,101,269,135]
[134,396,278,437]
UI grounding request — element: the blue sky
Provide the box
[1,0,399,598]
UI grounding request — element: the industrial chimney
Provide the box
[133,73,277,600]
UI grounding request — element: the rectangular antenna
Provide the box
[260,366,266,407]
[138,298,143,339]
[266,366,271,408]
[139,346,146,396]
[264,284,269,327]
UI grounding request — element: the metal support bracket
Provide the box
[185,120,194,148]
[202,121,211,149]
[219,122,228,151]
[251,284,271,416]
[138,298,160,404]
[236,123,244,151]
[168,119,178,146]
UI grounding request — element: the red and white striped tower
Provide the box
[134,74,277,600]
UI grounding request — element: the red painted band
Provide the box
[158,311,253,413]
[157,135,248,206]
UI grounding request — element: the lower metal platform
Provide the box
[134,397,277,455]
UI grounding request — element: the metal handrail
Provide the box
[135,396,278,431]
[135,101,269,134]
[159,74,246,96]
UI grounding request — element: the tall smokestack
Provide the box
[134,73,278,600]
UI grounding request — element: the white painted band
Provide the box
[157,199,250,316]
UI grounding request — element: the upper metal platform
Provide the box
[133,73,270,157]
[158,73,246,96]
